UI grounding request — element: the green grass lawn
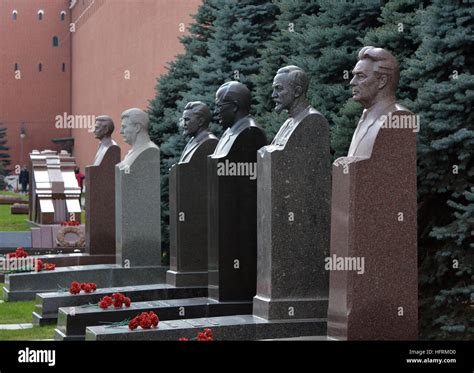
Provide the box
[0,325,55,340]
[0,204,30,231]
[0,191,30,231]
[0,283,55,340]
[0,191,28,199]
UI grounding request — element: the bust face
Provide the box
[350,59,380,108]
[93,120,109,140]
[215,90,237,129]
[272,73,295,114]
[120,118,138,145]
[180,109,200,137]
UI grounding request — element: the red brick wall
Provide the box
[70,0,201,170]
[0,0,71,171]
[1,0,201,173]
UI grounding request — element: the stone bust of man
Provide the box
[267,65,318,150]
[335,46,412,165]
[118,108,158,170]
[92,115,118,166]
[212,81,257,157]
[178,101,218,164]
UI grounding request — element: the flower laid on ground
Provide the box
[128,311,159,330]
[43,262,56,271]
[34,259,56,272]
[69,281,97,295]
[7,247,28,258]
[179,328,214,341]
[61,221,80,226]
[98,292,131,309]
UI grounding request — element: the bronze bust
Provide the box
[212,81,259,157]
[178,101,218,163]
[267,65,319,150]
[335,46,412,165]
[118,108,158,170]
[92,115,118,166]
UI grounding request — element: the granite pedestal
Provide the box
[167,136,217,287]
[86,144,120,258]
[327,122,418,340]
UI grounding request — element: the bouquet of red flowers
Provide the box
[128,311,159,330]
[35,259,56,272]
[69,281,97,295]
[179,328,214,341]
[99,293,131,309]
[7,247,28,258]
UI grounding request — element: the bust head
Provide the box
[214,81,251,128]
[180,101,211,137]
[94,115,114,140]
[272,65,309,114]
[350,46,399,109]
[120,108,150,146]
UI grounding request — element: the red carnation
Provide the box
[149,312,159,327]
[69,281,81,295]
[128,318,139,330]
[35,259,43,272]
[99,300,109,310]
[83,283,92,293]
[102,296,113,307]
[124,297,131,307]
[89,283,97,291]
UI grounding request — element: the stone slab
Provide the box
[3,265,168,301]
[56,297,252,340]
[86,315,326,341]
[32,284,207,325]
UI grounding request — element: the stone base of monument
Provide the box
[56,298,253,340]
[166,270,208,287]
[3,264,168,301]
[32,284,207,326]
[85,315,326,341]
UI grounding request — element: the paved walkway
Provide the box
[0,232,31,248]
[0,323,33,330]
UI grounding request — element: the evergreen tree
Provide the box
[148,0,219,256]
[253,0,321,139]
[148,0,279,252]
[404,0,474,339]
[179,0,280,131]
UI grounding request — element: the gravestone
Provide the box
[85,116,121,257]
[167,102,218,286]
[115,108,161,267]
[327,46,418,340]
[208,81,267,302]
[84,72,331,341]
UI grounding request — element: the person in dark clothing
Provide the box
[19,165,29,193]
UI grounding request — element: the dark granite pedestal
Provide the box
[86,144,120,258]
[254,106,330,321]
[167,136,217,287]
